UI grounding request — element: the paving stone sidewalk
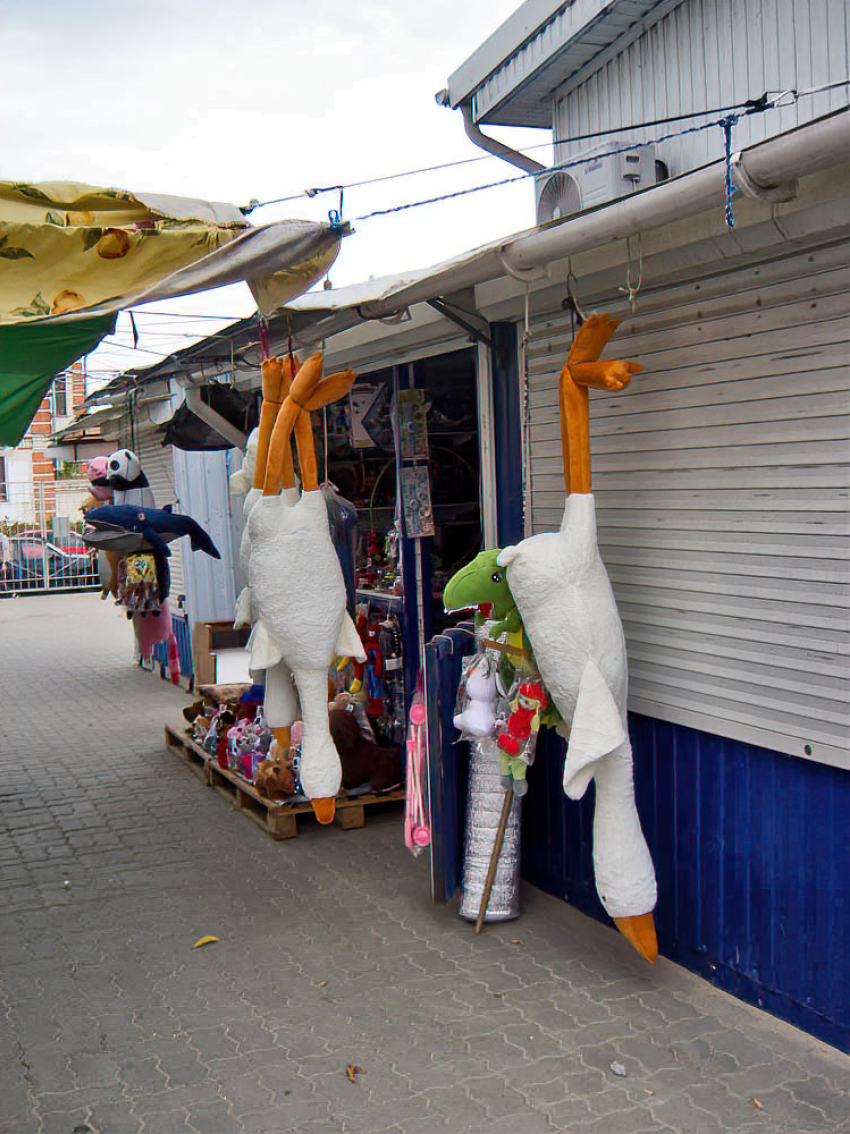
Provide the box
[0,594,847,1134]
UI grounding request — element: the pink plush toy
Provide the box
[85,457,114,502]
[134,604,173,658]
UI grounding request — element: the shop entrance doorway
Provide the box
[321,347,482,891]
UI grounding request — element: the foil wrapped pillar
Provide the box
[459,737,522,922]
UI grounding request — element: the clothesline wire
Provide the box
[125,309,248,320]
[353,110,754,222]
[87,80,848,370]
[92,114,747,366]
[244,81,848,212]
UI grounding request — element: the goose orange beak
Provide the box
[311,797,336,825]
[614,912,658,963]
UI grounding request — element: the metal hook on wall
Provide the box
[619,233,643,315]
[561,257,586,327]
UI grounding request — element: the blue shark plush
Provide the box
[83,504,220,601]
[83,505,220,557]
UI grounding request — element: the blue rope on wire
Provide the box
[353,112,756,223]
[721,114,739,229]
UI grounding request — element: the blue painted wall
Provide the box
[430,319,849,1050]
[490,322,524,547]
[521,717,850,1052]
[426,626,476,904]
[150,611,193,682]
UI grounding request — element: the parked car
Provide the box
[16,528,89,556]
[2,535,96,590]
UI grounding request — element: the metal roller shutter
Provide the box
[525,241,850,769]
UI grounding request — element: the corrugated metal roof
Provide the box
[446,0,674,127]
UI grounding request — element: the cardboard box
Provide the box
[192,621,250,687]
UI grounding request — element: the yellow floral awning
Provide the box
[0,180,344,324]
[0,179,347,446]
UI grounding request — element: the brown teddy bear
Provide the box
[329,707,402,794]
[255,745,295,800]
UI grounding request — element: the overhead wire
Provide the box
[84,80,848,377]
[352,110,756,222]
[243,81,849,213]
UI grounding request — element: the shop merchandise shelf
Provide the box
[164,725,404,840]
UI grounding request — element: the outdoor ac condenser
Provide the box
[535,141,659,224]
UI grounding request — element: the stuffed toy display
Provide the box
[100,448,156,507]
[82,456,120,597]
[328,704,402,793]
[241,353,366,825]
[443,314,658,963]
[82,503,220,603]
[82,450,220,678]
[453,653,498,739]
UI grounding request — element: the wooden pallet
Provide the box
[164,725,404,840]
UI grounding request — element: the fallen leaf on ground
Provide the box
[192,936,219,949]
[345,1064,364,1083]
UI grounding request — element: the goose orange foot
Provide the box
[311,797,337,824]
[614,912,658,963]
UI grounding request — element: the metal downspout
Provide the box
[461,104,547,175]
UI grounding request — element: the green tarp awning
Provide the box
[0,314,115,446]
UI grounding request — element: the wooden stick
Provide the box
[474,786,514,934]
[481,638,535,663]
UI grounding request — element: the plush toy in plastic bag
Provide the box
[495,671,547,797]
[453,652,499,738]
[119,553,161,612]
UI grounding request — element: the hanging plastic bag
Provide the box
[494,667,548,797]
[452,652,499,739]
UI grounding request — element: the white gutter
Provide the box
[504,109,849,272]
[285,110,849,334]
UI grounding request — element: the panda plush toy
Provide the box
[103,448,156,508]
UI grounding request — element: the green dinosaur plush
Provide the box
[442,549,523,640]
[443,549,562,731]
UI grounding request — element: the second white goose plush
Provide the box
[247,354,362,824]
[498,314,658,963]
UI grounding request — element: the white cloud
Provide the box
[2,0,551,380]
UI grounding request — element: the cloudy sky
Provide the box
[3,1,550,383]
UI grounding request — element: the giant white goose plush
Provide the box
[246,353,364,824]
[497,313,658,962]
[229,359,302,747]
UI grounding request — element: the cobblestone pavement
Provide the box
[0,594,847,1134]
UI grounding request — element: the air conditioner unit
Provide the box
[535,141,658,224]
